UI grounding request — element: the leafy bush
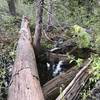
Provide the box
[72,25,91,48]
[0,15,21,36]
[90,55,100,82]
[79,54,100,99]
[0,38,16,100]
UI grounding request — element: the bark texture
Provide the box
[46,0,53,32]
[7,0,16,16]
[56,59,92,100]
[7,16,44,100]
[34,0,44,53]
[43,67,79,100]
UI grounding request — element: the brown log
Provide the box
[43,67,79,100]
[70,72,90,100]
[47,52,75,63]
[56,58,92,100]
[7,16,44,100]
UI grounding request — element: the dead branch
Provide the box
[43,30,54,42]
[56,58,92,100]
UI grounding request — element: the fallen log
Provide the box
[47,52,75,64]
[7,16,44,100]
[56,58,92,100]
[43,67,79,100]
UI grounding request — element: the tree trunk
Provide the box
[33,0,44,53]
[7,0,16,16]
[46,0,53,32]
[7,16,44,100]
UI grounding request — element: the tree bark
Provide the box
[43,67,79,100]
[33,0,44,53]
[7,16,44,100]
[7,0,16,16]
[46,0,53,32]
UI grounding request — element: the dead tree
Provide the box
[34,0,44,53]
[7,0,16,16]
[7,16,44,100]
[43,67,79,100]
[46,0,53,32]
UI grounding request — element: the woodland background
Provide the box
[0,0,100,100]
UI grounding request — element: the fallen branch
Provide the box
[43,30,54,43]
[56,58,92,100]
[47,52,75,63]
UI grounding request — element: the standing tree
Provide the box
[33,0,44,53]
[7,0,16,16]
[46,0,53,32]
[7,16,44,100]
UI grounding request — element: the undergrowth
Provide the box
[79,54,100,100]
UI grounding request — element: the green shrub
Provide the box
[72,25,91,48]
[90,55,100,82]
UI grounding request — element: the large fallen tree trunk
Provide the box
[56,58,92,100]
[7,16,44,100]
[43,67,79,100]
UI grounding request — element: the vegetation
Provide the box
[0,0,100,100]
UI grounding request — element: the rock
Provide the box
[87,80,100,100]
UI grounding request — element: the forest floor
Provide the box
[0,30,100,100]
